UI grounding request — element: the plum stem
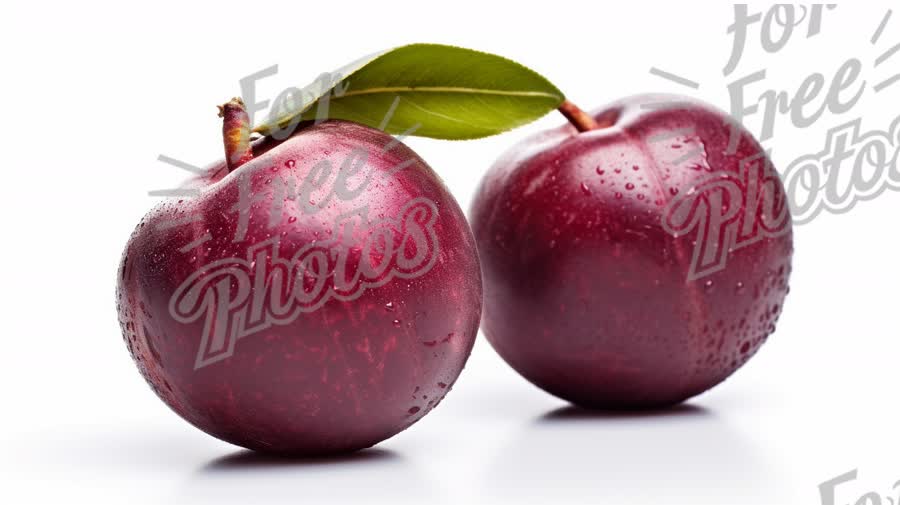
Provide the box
[558,100,600,132]
[218,97,253,171]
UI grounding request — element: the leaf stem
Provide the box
[558,100,600,132]
[218,97,253,171]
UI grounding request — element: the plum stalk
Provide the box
[558,100,601,132]
[218,97,253,171]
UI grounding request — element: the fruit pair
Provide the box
[117,46,792,455]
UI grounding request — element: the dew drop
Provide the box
[596,167,605,175]
[632,165,640,171]
[392,319,402,327]
[580,182,591,195]
[285,160,296,168]
[625,183,635,190]
[408,406,420,415]
[614,192,623,199]
[385,301,396,311]
[669,187,680,195]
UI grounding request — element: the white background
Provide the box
[2,2,898,504]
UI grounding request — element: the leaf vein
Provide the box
[338,86,562,100]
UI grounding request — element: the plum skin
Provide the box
[117,120,482,454]
[471,94,793,409]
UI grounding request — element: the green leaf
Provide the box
[253,44,565,140]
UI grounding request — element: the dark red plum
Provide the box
[117,102,482,454]
[471,94,792,409]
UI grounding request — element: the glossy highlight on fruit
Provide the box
[471,94,793,409]
[117,118,482,454]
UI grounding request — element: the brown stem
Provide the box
[218,97,253,171]
[558,99,600,132]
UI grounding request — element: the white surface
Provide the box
[2,2,898,504]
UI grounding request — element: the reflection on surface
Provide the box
[481,403,784,505]
[16,398,787,504]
